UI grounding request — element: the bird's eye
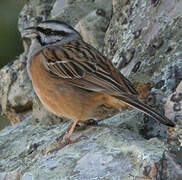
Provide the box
[36,26,68,36]
[36,27,53,35]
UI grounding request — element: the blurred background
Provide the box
[0,0,25,68]
[0,0,25,130]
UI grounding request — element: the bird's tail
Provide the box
[114,94,175,127]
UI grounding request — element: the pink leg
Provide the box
[48,120,80,153]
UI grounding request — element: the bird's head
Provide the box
[23,20,82,46]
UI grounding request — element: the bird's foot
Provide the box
[47,137,81,154]
[43,121,83,154]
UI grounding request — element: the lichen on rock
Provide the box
[0,0,182,179]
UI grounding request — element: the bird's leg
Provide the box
[55,121,76,144]
[48,120,81,153]
[46,119,99,154]
[64,119,80,144]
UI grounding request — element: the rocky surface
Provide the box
[0,55,33,125]
[104,0,182,139]
[0,111,177,180]
[165,81,182,126]
[0,0,182,179]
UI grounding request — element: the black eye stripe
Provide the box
[36,26,69,36]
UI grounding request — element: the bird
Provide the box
[23,20,175,151]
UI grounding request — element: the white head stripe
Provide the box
[38,23,74,33]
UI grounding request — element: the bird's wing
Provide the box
[41,39,138,96]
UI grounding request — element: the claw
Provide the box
[47,136,81,153]
[46,120,80,154]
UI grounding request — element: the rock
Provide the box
[0,0,182,179]
[50,0,112,27]
[51,0,112,51]
[0,55,33,124]
[104,0,182,137]
[0,170,22,180]
[165,81,182,126]
[75,8,110,51]
[104,0,182,79]
[0,111,178,180]
[164,81,182,178]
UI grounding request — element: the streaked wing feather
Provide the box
[41,40,137,95]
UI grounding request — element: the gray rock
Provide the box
[0,111,174,180]
[51,0,112,50]
[50,0,112,25]
[18,0,56,31]
[0,0,182,179]
[104,0,182,77]
[165,81,182,126]
[0,55,33,124]
[104,0,182,138]
[75,9,110,51]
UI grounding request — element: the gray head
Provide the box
[23,20,82,46]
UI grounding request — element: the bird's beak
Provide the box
[22,26,38,39]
